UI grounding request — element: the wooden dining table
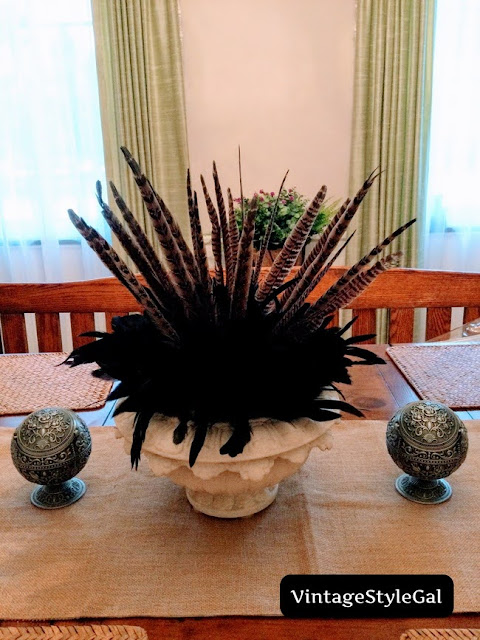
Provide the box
[1,344,479,640]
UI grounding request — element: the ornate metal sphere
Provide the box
[386,401,468,504]
[11,407,92,509]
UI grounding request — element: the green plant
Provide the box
[235,188,337,249]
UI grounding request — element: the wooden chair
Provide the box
[0,267,479,353]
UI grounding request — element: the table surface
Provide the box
[1,345,479,639]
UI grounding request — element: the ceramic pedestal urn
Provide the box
[114,391,339,518]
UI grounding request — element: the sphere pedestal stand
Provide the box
[186,484,279,518]
[31,478,86,509]
[395,474,452,505]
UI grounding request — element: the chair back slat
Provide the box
[70,312,96,349]
[35,313,62,352]
[425,307,452,341]
[1,313,28,353]
[463,307,480,324]
[351,309,376,343]
[389,308,415,344]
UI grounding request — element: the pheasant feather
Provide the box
[256,185,327,302]
[187,171,210,294]
[108,180,176,300]
[309,219,416,317]
[252,170,289,287]
[67,209,176,339]
[95,182,171,309]
[200,175,224,286]
[231,196,258,318]
[227,188,240,273]
[120,147,196,302]
[212,162,234,291]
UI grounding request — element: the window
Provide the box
[0,0,107,244]
[426,0,480,232]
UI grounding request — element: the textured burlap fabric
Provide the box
[0,421,478,619]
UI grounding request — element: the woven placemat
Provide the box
[401,630,480,639]
[0,627,147,640]
[387,343,480,409]
[0,353,112,416]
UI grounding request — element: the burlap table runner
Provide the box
[0,354,112,416]
[0,421,478,619]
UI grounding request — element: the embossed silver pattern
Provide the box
[386,401,468,504]
[11,407,92,509]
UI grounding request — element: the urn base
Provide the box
[395,474,452,505]
[30,478,86,509]
[186,484,279,518]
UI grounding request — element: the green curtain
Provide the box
[346,0,435,342]
[347,0,435,267]
[91,0,190,250]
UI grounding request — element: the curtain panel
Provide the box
[347,0,435,269]
[91,0,190,251]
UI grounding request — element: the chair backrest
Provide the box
[0,267,479,352]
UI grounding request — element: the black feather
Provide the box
[131,410,154,470]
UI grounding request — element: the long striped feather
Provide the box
[320,253,402,315]
[96,182,174,311]
[187,170,211,294]
[278,197,352,309]
[67,209,177,339]
[120,147,196,301]
[227,188,239,272]
[256,185,327,302]
[293,197,351,281]
[108,181,177,300]
[277,231,356,330]
[284,171,381,306]
[231,196,258,318]
[148,178,200,285]
[200,174,223,286]
[212,162,233,291]
[299,253,402,336]
[309,219,416,317]
[252,170,289,287]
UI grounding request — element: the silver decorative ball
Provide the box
[11,407,92,509]
[386,401,468,504]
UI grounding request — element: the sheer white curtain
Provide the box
[423,0,480,272]
[0,0,110,283]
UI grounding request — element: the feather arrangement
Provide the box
[65,150,415,468]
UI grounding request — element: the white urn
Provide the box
[114,391,339,518]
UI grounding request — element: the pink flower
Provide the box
[270,191,275,197]
[259,196,264,202]
[234,198,241,203]
[259,189,264,194]
[288,188,293,193]
[289,195,294,201]
[281,199,286,205]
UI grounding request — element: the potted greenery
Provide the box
[235,188,337,265]
[65,153,415,518]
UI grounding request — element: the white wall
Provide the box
[179,0,356,226]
